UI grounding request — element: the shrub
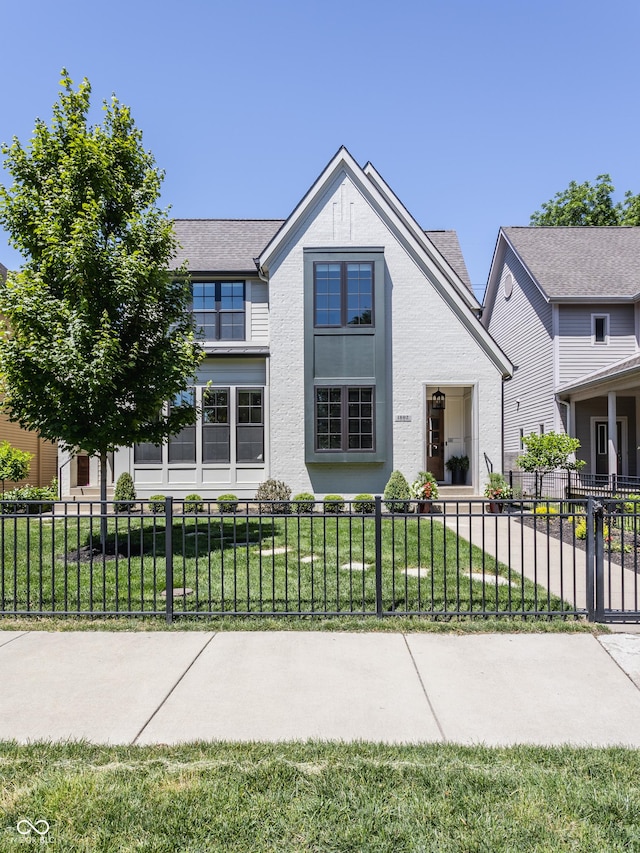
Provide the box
[0,485,56,514]
[292,492,315,514]
[353,493,375,513]
[324,494,344,514]
[574,517,609,540]
[383,471,410,513]
[534,504,559,515]
[184,493,205,513]
[148,494,166,514]
[113,472,137,512]
[0,441,32,495]
[217,493,238,514]
[255,478,291,514]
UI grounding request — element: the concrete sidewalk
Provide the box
[1,631,640,747]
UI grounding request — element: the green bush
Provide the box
[353,493,375,513]
[184,493,204,513]
[217,493,238,513]
[0,485,56,514]
[148,494,166,514]
[292,492,315,514]
[113,472,137,512]
[383,471,410,513]
[324,494,344,514]
[255,478,291,514]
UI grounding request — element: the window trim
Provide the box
[592,313,609,345]
[314,385,376,453]
[313,261,374,329]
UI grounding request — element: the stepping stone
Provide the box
[257,546,291,556]
[161,587,194,598]
[300,555,315,563]
[470,572,517,587]
[403,568,426,577]
[341,562,371,571]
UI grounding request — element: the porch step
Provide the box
[437,486,479,499]
[68,487,115,500]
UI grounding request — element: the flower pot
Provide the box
[418,500,433,514]
[451,469,466,486]
[487,501,503,514]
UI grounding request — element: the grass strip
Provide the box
[0,741,638,851]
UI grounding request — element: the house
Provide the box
[483,226,640,481]
[0,260,58,489]
[61,147,512,499]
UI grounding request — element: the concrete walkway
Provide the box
[443,512,640,615]
[1,630,639,747]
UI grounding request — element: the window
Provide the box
[314,262,373,327]
[168,388,196,463]
[592,314,608,344]
[315,386,374,451]
[193,281,245,341]
[202,388,230,463]
[237,389,264,462]
[134,442,162,464]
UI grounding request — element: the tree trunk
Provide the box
[100,450,108,549]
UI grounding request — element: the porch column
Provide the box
[608,391,618,478]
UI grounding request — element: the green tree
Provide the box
[516,432,585,498]
[0,71,202,537]
[0,441,32,495]
[530,174,640,226]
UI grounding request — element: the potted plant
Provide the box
[483,473,512,513]
[409,471,439,513]
[445,454,469,486]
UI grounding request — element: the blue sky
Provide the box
[1,0,638,295]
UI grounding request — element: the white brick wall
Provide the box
[268,172,504,497]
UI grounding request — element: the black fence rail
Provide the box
[0,496,638,622]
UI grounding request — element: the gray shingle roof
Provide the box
[172,220,472,285]
[425,231,472,291]
[172,220,284,271]
[503,226,640,299]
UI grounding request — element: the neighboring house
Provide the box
[0,260,58,489]
[483,226,640,480]
[61,147,511,499]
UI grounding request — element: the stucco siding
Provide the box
[486,249,555,471]
[267,171,504,497]
[558,304,637,386]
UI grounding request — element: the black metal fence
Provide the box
[509,470,640,500]
[0,496,638,622]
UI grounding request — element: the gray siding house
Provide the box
[61,148,511,499]
[483,226,640,480]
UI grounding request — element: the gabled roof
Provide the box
[425,231,472,291]
[501,226,640,300]
[171,220,284,272]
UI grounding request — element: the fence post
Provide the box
[165,496,174,625]
[374,495,383,617]
[585,497,595,621]
[594,500,605,623]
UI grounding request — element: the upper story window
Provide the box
[314,262,373,327]
[592,314,609,345]
[193,281,245,341]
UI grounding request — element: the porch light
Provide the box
[432,388,446,410]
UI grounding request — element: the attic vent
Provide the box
[503,272,514,299]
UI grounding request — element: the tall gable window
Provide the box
[193,281,245,340]
[168,388,196,463]
[202,388,230,463]
[314,262,373,327]
[592,314,609,345]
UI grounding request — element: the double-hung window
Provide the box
[592,314,609,345]
[314,262,373,327]
[237,389,264,462]
[168,388,196,463]
[193,281,245,340]
[202,388,230,463]
[315,386,374,452]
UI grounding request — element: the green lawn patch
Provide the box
[0,741,637,851]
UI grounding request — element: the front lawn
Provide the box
[0,741,638,851]
[0,511,570,618]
